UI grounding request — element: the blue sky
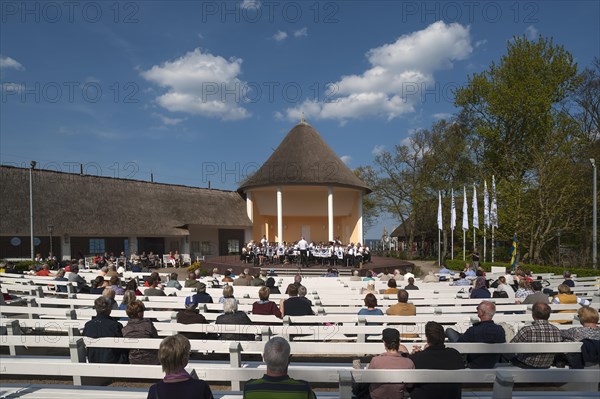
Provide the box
[1,0,599,238]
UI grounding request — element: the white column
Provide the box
[277,187,283,243]
[357,191,364,244]
[328,186,334,242]
[128,236,138,256]
[61,234,71,261]
[246,192,253,222]
[182,235,190,255]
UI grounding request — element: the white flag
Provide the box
[450,189,456,231]
[437,191,443,230]
[462,187,469,231]
[472,184,479,229]
[483,181,490,228]
[491,175,498,228]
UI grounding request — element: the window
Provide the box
[201,241,213,255]
[227,239,240,255]
[169,240,180,252]
[192,241,200,253]
[89,239,105,255]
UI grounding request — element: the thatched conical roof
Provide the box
[238,122,371,193]
[0,166,251,237]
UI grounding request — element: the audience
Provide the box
[218,285,236,304]
[243,336,316,399]
[166,272,182,290]
[358,293,384,317]
[386,290,416,316]
[83,296,128,364]
[122,300,159,364]
[176,295,209,340]
[409,321,465,399]
[215,298,254,341]
[281,284,314,316]
[384,278,399,294]
[252,286,282,318]
[265,277,280,294]
[509,303,562,368]
[445,300,506,368]
[404,277,419,290]
[146,334,213,399]
[522,281,549,305]
[470,276,491,298]
[366,328,413,399]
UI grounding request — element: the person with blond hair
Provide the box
[252,286,282,318]
[146,334,213,399]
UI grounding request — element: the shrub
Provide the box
[187,261,209,276]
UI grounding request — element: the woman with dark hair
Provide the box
[384,278,398,295]
[125,279,143,296]
[470,276,491,299]
[90,276,107,295]
[265,277,280,294]
[367,328,413,398]
[358,293,384,316]
[123,300,159,364]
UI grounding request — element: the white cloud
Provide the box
[0,56,24,70]
[475,39,487,48]
[273,31,288,42]
[340,155,352,165]
[432,112,453,120]
[372,145,386,156]
[525,25,538,40]
[283,21,472,123]
[154,113,186,126]
[241,0,261,9]
[141,48,250,120]
[294,27,308,38]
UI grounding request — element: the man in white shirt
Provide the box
[297,236,308,267]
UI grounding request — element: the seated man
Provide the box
[83,296,128,363]
[215,298,254,341]
[509,302,562,368]
[409,321,465,399]
[404,277,419,290]
[386,290,416,316]
[177,295,210,340]
[445,300,506,368]
[281,285,314,316]
[243,336,316,399]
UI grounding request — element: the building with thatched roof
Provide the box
[238,121,371,244]
[0,165,251,259]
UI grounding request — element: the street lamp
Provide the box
[29,161,36,260]
[47,224,54,257]
[591,158,597,269]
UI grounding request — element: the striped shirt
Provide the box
[243,374,316,399]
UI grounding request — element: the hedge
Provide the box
[444,259,600,277]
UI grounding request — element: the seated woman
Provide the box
[218,284,237,304]
[514,279,534,303]
[89,275,107,295]
[265,277,280,294]
[561,307,599,368]
[118,290,137,320]
[470,276,491,299]
[102,287,118,310]
[122,300,160,364]
[146,334,213,399]
[358,293,384,317]
[552,284,591,324]
[252,286,282,318]
[383,279,399,295]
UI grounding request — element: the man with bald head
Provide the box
[445,300,505,368]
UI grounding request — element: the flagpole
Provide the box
[438,227,441,266]
[463,230,466,261]
[451,228,454,260]
[483,226,486,262]
[492,226,495,262]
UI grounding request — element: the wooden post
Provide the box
[357,316,366,343]
[69,337,87,386]
[338,370,353,399]
[7,320,24,356]
[492,370,514,399]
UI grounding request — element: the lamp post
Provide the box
[591,158,597,269]
[47,224,54,257]
[29,161,36,260]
